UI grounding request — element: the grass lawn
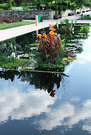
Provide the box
[0,21,35,30]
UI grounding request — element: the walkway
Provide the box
[0,11,91,42]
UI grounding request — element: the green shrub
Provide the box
[78,15,91,20]
[21,3,30,6]
[0,3,9,10]
[47,4,58,10]
[22,6,28,10]
[0,8,4,11]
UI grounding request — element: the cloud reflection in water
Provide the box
[0,86,91,133]
[35,99,91,133]
[0,86,55,123]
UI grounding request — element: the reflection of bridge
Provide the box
[0,11,91,42]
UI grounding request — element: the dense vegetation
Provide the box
[0,0,91,11]
[78,14,91,20]
[0,22,90,71]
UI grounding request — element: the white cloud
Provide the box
[36,99,91,133]
[82,119,91,133]
[37,103,74,130]
[77,52,84,58]
[77,60,86,64]
[70,97,80,102]
[1,85,91,134]
[62,99,91,129]
[76,52,91,67]
[77,52,91,62]
[85,53,91,62]
[0,86,55,123]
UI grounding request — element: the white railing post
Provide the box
[36,15,38,26]
[36,30,38,35]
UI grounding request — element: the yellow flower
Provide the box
[57,34,60,37]
[68,56,71,60]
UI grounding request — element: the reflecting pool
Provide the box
[0,25,91,135]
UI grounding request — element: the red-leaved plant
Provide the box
[36,24,62,62]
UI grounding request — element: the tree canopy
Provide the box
[0,0,91,10]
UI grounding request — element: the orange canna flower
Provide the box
[49,31,55,37]
[42,33,47,38]
[40,87,43,90]
[57,34,60,37]
[49,24,53,27]
[51,42,54,45]
[50,90,55,97]
[49,27,55,31]
[37,34,42,39]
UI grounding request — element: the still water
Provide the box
[0,28,91,135]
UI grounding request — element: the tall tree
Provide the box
[8,0,12,9]
[34,0,45,10]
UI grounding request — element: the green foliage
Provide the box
[69,2,78,10]
[56,22,59,29]
[0,3,9,10]
[79,24,90,33]
[47,3,58,10]
[21,3,32,6]
[36,25,62,63]
[84,0,91,6]
[0,0,90,11]
[0,52,28,68]
[0,21,90,71]
[0,8,4,11]
[8,0,12,9]
[61,40,65,51]
[22,6,28,10]
[78,15,91,20]
[55,19,77,37]
[35,24,68,69]
[34,50,72,70]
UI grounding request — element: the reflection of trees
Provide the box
[0,28,49,55]
[0,24,90,96]
[15,31,37,53]
[58,23,90,55]
[15,27,49,53]
[19,71,67,97]
[0,70,19,81]
[0,70,67,97]
[0,24,89,56]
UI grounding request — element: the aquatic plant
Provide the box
[35,24,78,70]
[36,24,63,63]
[79,24,90,33]
[0,52,28,69]
[78,15,91,20]
[58,19,77,35]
